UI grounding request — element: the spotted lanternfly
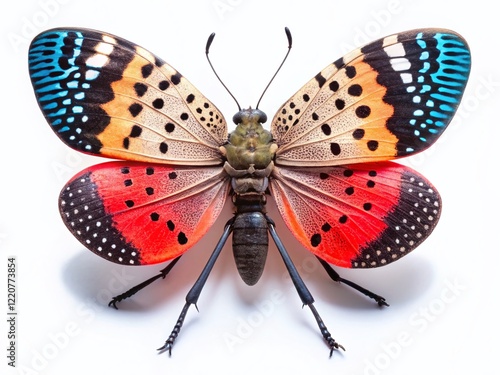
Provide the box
[28,27,470,356]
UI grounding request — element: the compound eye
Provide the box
[256,110,267,123]
[232,112,243,124]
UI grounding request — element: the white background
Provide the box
[1,0,497,374]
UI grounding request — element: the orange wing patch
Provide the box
[98,46,225,165]
[274,58,397,167]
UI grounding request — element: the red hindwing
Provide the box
[271,162,441,268]
[59,161,229,265]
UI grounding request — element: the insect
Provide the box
[28,27,470,356]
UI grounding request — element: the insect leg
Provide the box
[158,217,235,355]
[109,256,183,309]
[266,216,344,357]
[315,256,389,307]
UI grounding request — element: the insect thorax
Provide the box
[221,108,277,196]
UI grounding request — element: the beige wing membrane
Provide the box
[29,28,228,165]
[271,49,396,167]
[271,29,470,167]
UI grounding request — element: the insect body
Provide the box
[222,108,276,285]
[28,27,471,356]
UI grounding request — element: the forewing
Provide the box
[272,28,471,166]
[29,28,227,165]
[270,162,440,268]
[60,162,230,265]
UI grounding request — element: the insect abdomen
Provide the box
[232,211,269,286]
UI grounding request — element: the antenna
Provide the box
[206,33,241,111]
[256,27,293,109]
